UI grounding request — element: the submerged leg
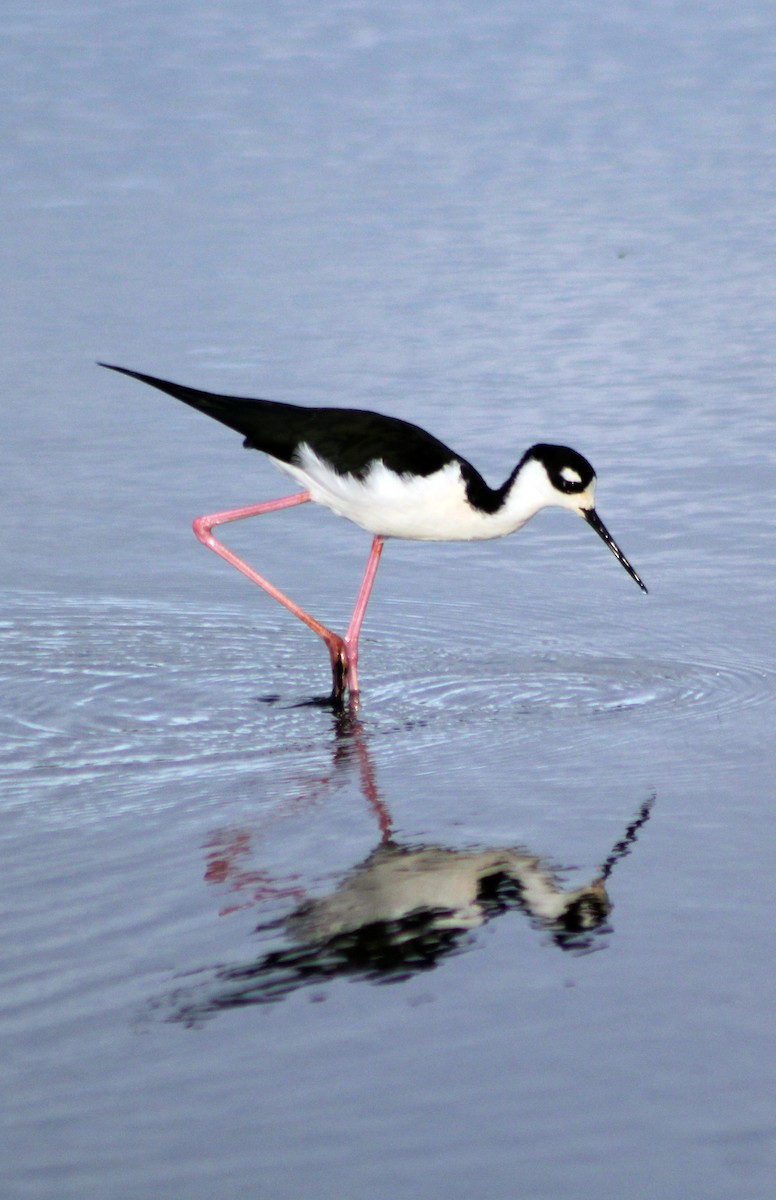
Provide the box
[343,536,385,697]
[192,492,349,700]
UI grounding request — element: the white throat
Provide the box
[497,457,591,531]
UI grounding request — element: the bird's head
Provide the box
[524,444,647,593]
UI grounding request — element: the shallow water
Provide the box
[3,2,776,1198]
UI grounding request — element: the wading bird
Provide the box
[102,364,647,702]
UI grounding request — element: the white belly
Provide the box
[272,450,524,542]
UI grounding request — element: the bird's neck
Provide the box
[486,457,557,533]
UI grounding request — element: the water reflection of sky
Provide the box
[3,3,776,1198]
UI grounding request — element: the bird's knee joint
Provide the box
[193,516,214,543]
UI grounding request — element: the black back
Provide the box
[100,364,464,481]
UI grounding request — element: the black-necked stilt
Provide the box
[101,364,647,702]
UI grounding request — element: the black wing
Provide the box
[100,364,464,481]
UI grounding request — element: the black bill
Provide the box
[583,508,648,593]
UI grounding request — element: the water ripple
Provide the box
[372,646,776,725]
[1,592,774,804]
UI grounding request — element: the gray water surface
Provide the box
[3,3,776,1198]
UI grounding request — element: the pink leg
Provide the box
[343,536,385,697]
[192,491,350,699]
[350,709,393,840]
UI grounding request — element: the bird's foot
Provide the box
[327,638,359,711]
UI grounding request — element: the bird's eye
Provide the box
[553,465,588,493]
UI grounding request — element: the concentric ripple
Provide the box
[371,641,776,725]
[2,590,775,810]
[352,587,776,742]
[0,592,332,812]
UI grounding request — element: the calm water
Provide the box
[3,2,776,1197]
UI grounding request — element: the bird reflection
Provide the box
[157,715,653,1023]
